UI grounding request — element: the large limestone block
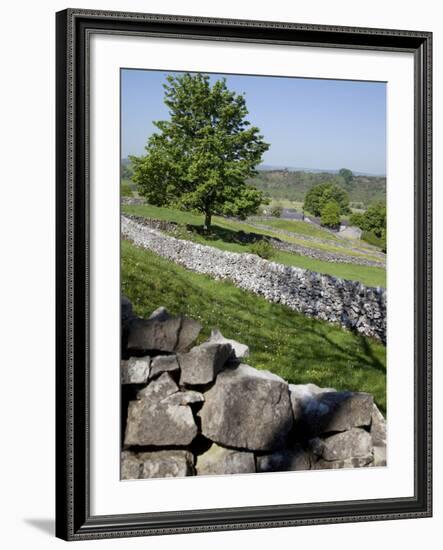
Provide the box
[371,445,387,467]
[162,390,204,406]
[300,391,374,436]
[199,364,293,451]
[121,450,194,479]
[178,342,232,386]
[208,329,250,360]
[136,372,178,402]
[370,404,387,446]
[196,443,255,476]
[289,383,336,420]
[148,306,172,322]
[309,428,373,461]
[121,450,141,479]
[124,399,198,447]
[149,354,180,379]
[120,357,151,385]
[256,445,312,472]
[126,316,201,354]
[313,455,373,470]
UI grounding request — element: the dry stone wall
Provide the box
[121,298,387,479]
[122,215,386,342]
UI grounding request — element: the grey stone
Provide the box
[148,306,172,322]
[139,450,194,478]
[257,445,313,472]
[289,383,336,421]
[121,450,141,480]
[176,318,203,352]
[137,372,178,402]
[124,399,198,447]
[126,317,182,353]
[309,428,373,461]
[313,455,373,470]
[126,314,202,354]
[370,404,387,446]
[208,329,250,360]
[121,450,194,479]
[199,364,293,451]
[196,443,255,476]
[150,354,180,379]
[301,391,374,436]
[121,357,150,385]
[372,445,387,467]
[178,342,232,386]
[162,390,204,406]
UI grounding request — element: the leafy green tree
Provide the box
[350,202,386,238]
[350,202,386,251]
[131,73,269,229]
[303,182,350,217]
[339,168,354,186]
[321,201,341,228]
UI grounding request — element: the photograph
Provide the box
[119,69,388,480]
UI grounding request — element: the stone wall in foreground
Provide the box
[122,215,386,342]
[121,299,387,479]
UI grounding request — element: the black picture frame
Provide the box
[55,8,432,541]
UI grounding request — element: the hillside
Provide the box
[248,169,386,207]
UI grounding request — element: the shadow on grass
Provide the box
[186,222,271,246]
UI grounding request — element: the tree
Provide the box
[303,182,350,217]
[131,73,270,229]
[350,202,386,238]
[339,168,354,186]
[321,201,341,228]
[350,202,386,251]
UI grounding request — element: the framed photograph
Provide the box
[55,8,432,541]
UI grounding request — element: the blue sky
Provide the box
[121,69,386,175]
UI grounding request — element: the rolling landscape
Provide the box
[120,71,387,478]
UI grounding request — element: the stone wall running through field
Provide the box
[121,299,387,479]
[122,215,386,342]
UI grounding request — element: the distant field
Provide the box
[122,240,386,412]
[122,203,386,288]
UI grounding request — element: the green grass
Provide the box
[227,219,383,262]
[255,217,341,241]
[123,203,386,288]
[122,240,386,412]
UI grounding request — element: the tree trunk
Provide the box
[204,211,212,231]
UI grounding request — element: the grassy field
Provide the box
[122,203,386,288]
[122,240,386,412]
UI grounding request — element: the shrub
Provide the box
[269,204,283,217]
[250,240,276,260]
[362,231,387,253]
[121,182,134,197]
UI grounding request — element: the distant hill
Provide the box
[257,164,385,177]
[249,169,386,207]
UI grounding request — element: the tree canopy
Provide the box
[339,168,354,186]
[303,182,350,217]
[131,73,269,229]
[321,201,341,228]
[350,202,386,238]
